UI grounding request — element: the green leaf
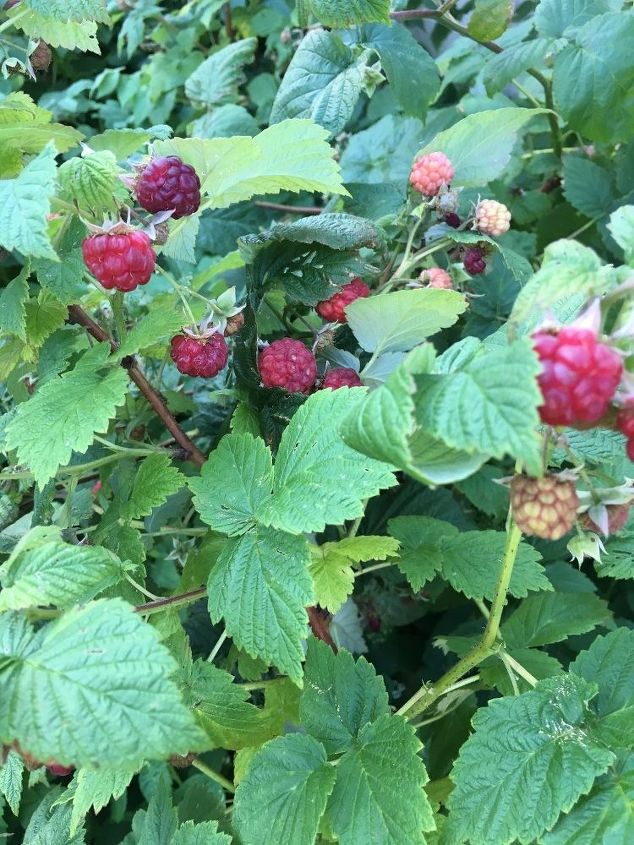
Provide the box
[417,108,546,188]
[414,339,543,473]
[571,628,634,722]
[269,30,367,136]
[483,38,556,96]
[190,433,274,536]
[563,156,615,218]
[535,0,613,37]
[172,820,232,845]
[0,599,206,768]
[310,535,399,612]
[328,714,434,845]
[12,11,99,52]
[502,592,611,649]
[553,13,634,144]
[541,752,634,845]
[23,792,84,844]
[154,119,347,218]
[389,515,457,591]
[347,288,467,356]
[23,289,67,352]
[300,639,389,755]
[185,39,257,108]
[33,216,86,305]
[0,750,24,816]
[233,733,336,845]
[0,265,29,342]
[88,127,155,160]
[6,343,129,486]
[0,142,58,260]
[510,240,615,328]
[0,93,83,156]
[207,527,313,683]
[607,205,634,264]
[116,309,185,360]
[0,537,126,611]
[259,389,396,535]
[310,0,390,26]
[70,766,137,836]
[360,23,439,119]
[58,150,119,216]
[122,454,185,522]
[468,0,513,41]
[23,0,110,23]
[445,675,615,845]
[479,647,563,696]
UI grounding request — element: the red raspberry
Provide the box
[616,403,634,439]
[258,338,317,393]
[316,278,370,323]
[420,267,453,289]
[409,152,454,197]
[463,246,487,275]
[532,328,623,426]
[136,156,201,219]
[170,333,228,378]
[47,763,73,777]
[321,368,362,390]
[580,504,631,536]
[82,230,156,292]
[444,213,461,229]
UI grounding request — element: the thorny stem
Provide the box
[191,757,235,794]
[397,518,523,719]
[67,305,206,466]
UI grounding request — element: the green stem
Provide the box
[0,449,152,483]
[112,291,127,344]
[354,561,395,578]
[156,266,199,330]
[0,8,27,33]
[191,758,235,794]
[397,519,523,720]
[208,629,228,663]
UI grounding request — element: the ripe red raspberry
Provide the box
[444,213,461,229]
[616,403,634,439]
[409,152,454,197]
[511,474,579,540]
[532,328,623,426]
[463,246,486,275]
[321,368,362,390]
[420,267,453,289]
[258,338,317,393]
[136,156,201,219]
[580,504,631,536]
[474,199,511,237]
[82,230,156,292]
[316,278,370,323]
[47,763,73,777]
[170,333,228,378]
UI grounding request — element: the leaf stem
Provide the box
[207,629,228,663]
[134,587,208,615]
[397,519,523,719]
[191,757,235,794]
[0,8,27,33]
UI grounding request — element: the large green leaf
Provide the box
[535,0,613,37]
[0,93,83,156]
[562,156,615,219]
[310,0,390,27]
[483,38,557,97]
[185,39,257,108]
[0,600,205,768]
[69,767,137,836]
[11,10,99,52]
[445,675,615,845]
[122,454,185,522]
[502,592,611,649]
[269,30,368,136]
[207,527,313,683]
[5,343,129,486]
[23,0,109,22]
[233,734,336,845]
[417,108,546,188]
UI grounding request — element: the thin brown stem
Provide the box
[67,305,206,467]
[134,587,207,615]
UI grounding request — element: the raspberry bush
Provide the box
[1,2,634,844]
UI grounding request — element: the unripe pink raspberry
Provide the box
[258,338,317,394]
[419,267,453,289]
[474,199,511,237]
[409,152,455,197]
[316,278,370,324]
[320,368,362,390]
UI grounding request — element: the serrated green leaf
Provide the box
[33,216,86,305]
[185,39,257,108]
[534,0,612,37]
[6,343,129,486]
[23,289,67,353]
[310,0,390,27]
[233,733,336,845]
[0,143,58,260]
[0,599,206,768]
[23,791,84,844]
[116,309,185,359]
[0,93,83,156]
[300,639,389,755]
[445,675,615,845]
[269,30,367,136]
[468,0,513,41]
[0,264,29,341]
[553,13,634,144]
[207,527,313,683]
[23,0,109,23]
[172,820,232,845]
[328,713,434,845]
[502,592,611,649]
[190,434,274,536]
[12,10,99,52]
[417,108,546,188]
[259,390,396,535]
[122,454,185,522]
[58,150,119,215]
[571,628,634,722]
[88,128,154,160]
[0,750,23,816]
[563,156,615,219]
[414,339,542,473]
[0,538,126,610]
[608,205,634,264]
[70,766,137,836]
[389,515,457,592]
[483,38,556,97]
[347,288,467,355]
